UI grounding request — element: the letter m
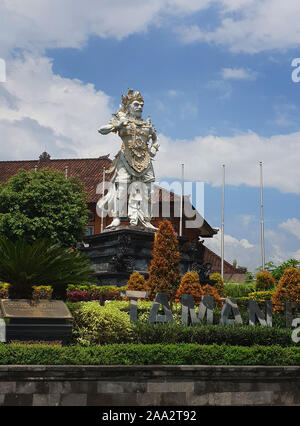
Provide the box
[181,294,214,325]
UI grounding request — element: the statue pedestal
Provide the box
[81,226,156,286]
[81,226,214,287]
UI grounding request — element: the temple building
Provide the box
[0,152,246,280]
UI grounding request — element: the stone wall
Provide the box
[0,365,299,406]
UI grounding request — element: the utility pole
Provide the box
[260,161,265,270]
[179,163,184,237]
[101,167,105,233]
[221,164,225,279]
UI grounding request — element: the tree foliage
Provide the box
[147,220,181,301]
[272,267,300,311]
[0,168,89,246]
[255,270,276,291]
[256,259,300,282]
[209,272,226,297]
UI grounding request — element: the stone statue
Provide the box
[97,89,160,230]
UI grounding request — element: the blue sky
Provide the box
[1,0,300,272]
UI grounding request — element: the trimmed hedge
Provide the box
[0,343,300,365]
[131,323,295,347]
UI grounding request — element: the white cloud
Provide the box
[156,131,300,194]
[0,55,117,160]
[178,0,300,53]
[204,229,258,271]
[279,218,300,240]
[0,0,213,57]
[221,67,257,80]
[2,0,300,59]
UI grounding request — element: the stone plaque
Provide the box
[0,299,72,319]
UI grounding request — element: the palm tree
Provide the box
[0,237,96,299]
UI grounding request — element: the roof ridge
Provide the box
[0,155,111,163]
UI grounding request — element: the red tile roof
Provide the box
[0,156,112,204]
[0,156,179,204]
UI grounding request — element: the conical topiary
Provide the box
[272,267,300,311]
[147,220,181,301]
[175,271,204,304]
[125,272,147,292]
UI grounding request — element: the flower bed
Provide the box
[66,284,125,303]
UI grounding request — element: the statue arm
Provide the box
[98,115,127,135]
[149,126,159,157]
[98,124,115,135]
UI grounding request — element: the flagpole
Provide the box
[179,163,184,237]
[101,166,105,233]
[221,164,225,279]
[260,161,265,270]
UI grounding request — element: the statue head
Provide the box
[121,89,144,119]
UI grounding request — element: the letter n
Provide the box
[249,300,272,327]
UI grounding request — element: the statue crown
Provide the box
[122,89,144,111]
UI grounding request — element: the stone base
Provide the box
[80,226,214,287]
[81,227,156,286]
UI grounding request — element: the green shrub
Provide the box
[224,282,255,298]
[248,291,275,301]
[209,272,226,297]
[72,301,132,345]
[255,270,276,291]
[131,323,294,346]
[0,343,299,365]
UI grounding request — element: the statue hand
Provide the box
[98,125,112,135]
[150,143,159,156]
[115,118,128,130]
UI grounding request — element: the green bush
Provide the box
[255,270,276,291]
[0,343,299,365]
[248,291,275,301]
[131,323,294,346]
[72,301,132,345]
[209,272,226,297]
[224,282,255,298]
